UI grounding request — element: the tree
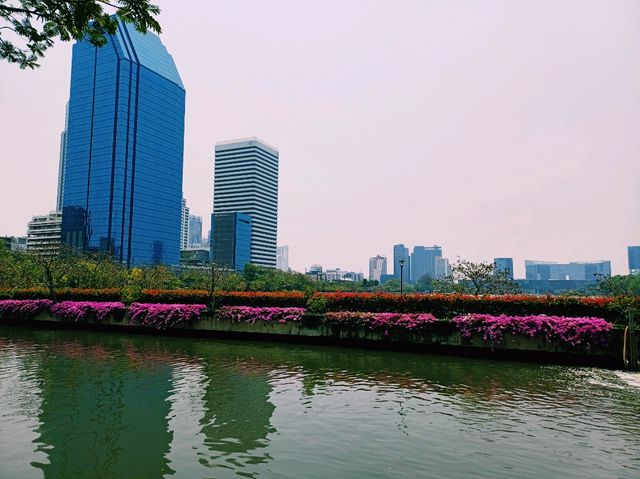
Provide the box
[67,251,127,289]
[432,259,521,295]
[414,275,434,293]
[1,0,161,69]
[28,245,79,301]
[182,263,244,311]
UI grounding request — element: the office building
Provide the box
[27,211,63,256]
[179,247,210,267]
[393,244,411,283]
[525,260,611,281]
[494,257,514,280]
[180,198,190,250]
[435,257,451,279]
[343,271,365,282]
[1,236,27,252]
[628,246,640,275]
[213,138,279,268]
[60,17,185,266]
[411,246,442,281]
[276,245,289,272]
[210,212,252,272]
[56,102,69,211]
[369,255,387,282]
[306,264,325,281]
[188,215,203,248]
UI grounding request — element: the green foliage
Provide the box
[306,295,328,315]
[414,275,434,293]
[597,274,640,297]
[432,259,521,295]
[243,264,317,292]
[1,0,161,69]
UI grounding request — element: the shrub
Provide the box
[0,299,53,318]
[216,306,306,324]
[139,290,308,307]
[316,292,618,320]
[306,295,328,315]
[6,288,122,302]
[451,314,612,349]
[50,301,126,323]
[129,303,206,330]
[324,311,438,333]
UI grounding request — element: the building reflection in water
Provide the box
[30,341,174,479]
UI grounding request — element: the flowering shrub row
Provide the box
[50,301,125,323]
[452,314,612,349]
[324,311,438,333]
[317,292,616,319]
[0,288,122,301]
[216,306,306,324]
[128,303,206,330]
[0,289,623,321]
[138,290,308,307]
[0,299,53,318]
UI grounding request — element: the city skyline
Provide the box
[1,0,639,276]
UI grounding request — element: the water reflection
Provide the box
[0,326,638,479]
[31,339,174,479]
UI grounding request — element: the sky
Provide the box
[1,0,639,278]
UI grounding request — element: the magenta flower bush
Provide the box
[129,303,206,330]
[0,299,53,318]
[452,314,612,348]
[51,301,125,323]
[324,312,438,333]
[217,306,306,324]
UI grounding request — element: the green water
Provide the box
[0,325,639,479]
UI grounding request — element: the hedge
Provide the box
[316,292,619,320]
[0,288,628,322]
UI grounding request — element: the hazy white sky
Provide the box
[1,0,639,277]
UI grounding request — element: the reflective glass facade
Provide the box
[628,246,640,275]
[411,246,442,281]
[211,213,252,272]
[61,19,185,266]
[494,257,514,279]
[525,260,611,280]
[393,244,411,283]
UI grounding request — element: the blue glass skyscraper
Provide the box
[210,213,252,272]
[393,244,411,283]
[60,18,185,266]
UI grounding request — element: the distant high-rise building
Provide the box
[435,257,451,279]
[60,17,185,266]
[1,236,27,252]
[369,255,387,282]
[306,264,325,281]
[213,138,279,268]
[56,102,69,211]
[525,260,611,280]
[494,257,514,280]
[188,215,203,248]
[628,246,640,275]
[393,244,411,283]
[276,245,289,272]
[411,246,442,281]
[343,271,364,282]
[210,212,252,272]
[180,198,190,250]
[27,211,62,257]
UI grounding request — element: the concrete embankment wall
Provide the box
[0,312,633,369]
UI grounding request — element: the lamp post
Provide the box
[399,258,405,296]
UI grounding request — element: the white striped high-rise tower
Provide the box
[213,138,279,268]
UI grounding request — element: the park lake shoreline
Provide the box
[0,310,632,370]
